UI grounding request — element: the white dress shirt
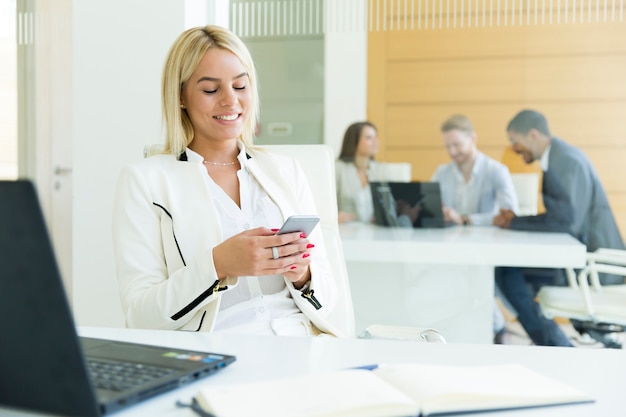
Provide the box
[186,147,311,336]
[432,151,519,225]
[540,143,552,171]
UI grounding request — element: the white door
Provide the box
[18,0,74,301]
[46,0,74,300]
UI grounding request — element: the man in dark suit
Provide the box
[492,109,625,346]
[494,109,624,262]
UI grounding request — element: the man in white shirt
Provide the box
[432,114,519,343]
[432,114,519,226]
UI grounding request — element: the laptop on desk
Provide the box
[0,180,235,417]
[370,181,447,228]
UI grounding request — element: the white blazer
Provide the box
[112,147,346,336]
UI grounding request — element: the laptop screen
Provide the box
[370,181,446,228]
[0,180,101,416]
[0,181,236,417]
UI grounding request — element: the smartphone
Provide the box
[275,215,320,236]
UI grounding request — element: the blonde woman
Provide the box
[112,26,350,337]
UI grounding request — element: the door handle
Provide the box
[54,166,73,176]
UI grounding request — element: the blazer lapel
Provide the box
[170,160,224,262]
[245,151,298,222]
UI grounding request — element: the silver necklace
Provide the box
[202,160,239,166]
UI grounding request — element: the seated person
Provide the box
[494,109,624,270]
[112,25,351,337]
[336,121,409,223]
[432,114,518,226]
[493,109,625,346]
[432,114,519,343]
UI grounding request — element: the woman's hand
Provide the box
[212,227,314,287]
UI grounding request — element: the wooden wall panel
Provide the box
[367,30,389,159]
[387,27,526,59]
[523,23,626,55]
[386,104,526,148]
[387,55,626,104]
[385,148,449,180]
[523,102,626,147]
[586,149,626,193]
[385,101,626,149]
[609,193,626,241]
[386,23,626,60]
[387,59,525,103]
[524,56,626,100]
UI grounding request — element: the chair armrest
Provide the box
[359,324,446,343]
[576,266,597,318]
[587,250,626,266]
[565,268,578,288]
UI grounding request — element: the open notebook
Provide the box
[0,180,235,416]
[192,362,594,417]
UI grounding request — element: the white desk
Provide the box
[1,327,623,417]
[339,223,587,343]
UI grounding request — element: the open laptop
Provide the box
[370,181,446,228]
[0,180,236,417]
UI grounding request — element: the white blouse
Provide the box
[186,146,313,336]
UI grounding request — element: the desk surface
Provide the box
[2,327,623,417]
[339,223,587,268]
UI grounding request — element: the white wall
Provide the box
[323,31,367,156]
[72,1,185,326]
[323,1,367,156]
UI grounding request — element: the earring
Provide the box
[180,104,186,109]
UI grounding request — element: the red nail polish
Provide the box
[300,233,307,238]
[302,253,310,258]
[290,265,297,270]
[271,228,279,232]
[306,243,315,249]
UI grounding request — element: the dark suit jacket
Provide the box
[510,169,573,233]
[510,138,624,252]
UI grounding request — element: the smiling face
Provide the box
[355,125,379,158]
[508,130,538,164]
[442,128,476,165]
[181,47,252,146]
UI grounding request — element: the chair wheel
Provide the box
[571,320,624,349]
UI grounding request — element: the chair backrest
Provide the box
[379,162,412,182]
[510,173,540,216]
[261,144,356,338]
[144,144,165,158]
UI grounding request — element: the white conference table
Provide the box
[2,327,623,417]
[339,223,587,343]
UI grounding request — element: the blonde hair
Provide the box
[161,25,260,155]
[440,114,474,135]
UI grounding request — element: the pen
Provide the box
[352,364,379,371]
[176,398,216,417]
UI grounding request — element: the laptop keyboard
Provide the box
[87,359,176,392]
